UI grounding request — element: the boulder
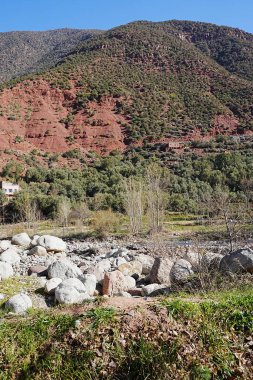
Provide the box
[201,252,223,270]
[128,288,143,297]
[55,278,90,304]
[0,262,14,280]
[0,248,20,265]
[124,275,136,290]
[11,233,31,248]
[118,261,142,276]
[48,260,82,280]
[28,246,47,257]
[170,259,194,284]
[184,250,201,269]
[113,257,127,267]
[220,248,253,274]
[30,235,40,247]
[5,293,32,314]
[148,258,174,285]
[44,278,62,294]
[86,259,111,283]
[102,270,127,296]
[37,235,66,252]
[28,265,48,276]
[0,240,11,253]
[81,274,97,296]
[141,283,169,296]
[135,254,155,275]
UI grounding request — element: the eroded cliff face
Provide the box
[0,79,127,155]
[0,77,242,161]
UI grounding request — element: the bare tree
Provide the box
[123,177,143,235]
[57,197,72,227]
[211,188,249,251]
[145,163,168,234]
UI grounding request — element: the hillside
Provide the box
[0,28,102,83]
[0,20,253,159]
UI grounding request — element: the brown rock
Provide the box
[28,265,48,277]
[102,270,126,296]
[128,288,143,297]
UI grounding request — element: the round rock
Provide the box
[11,233,31,248]
[5,293,32,314]
[0,248,20,265]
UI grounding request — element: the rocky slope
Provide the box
[0,21,253,159]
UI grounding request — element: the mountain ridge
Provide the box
[0,20,252,168]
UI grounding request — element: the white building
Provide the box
[1,181,20,197]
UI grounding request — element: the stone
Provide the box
[44,278,63,294]
[37,235,66,252]
[118,261,142,276]
[0,248,20,265]
[5,293,32,314]
[135,254,155,275]
[30,235,40,247]
[148,258,174,285]
[219,248,253,274]
[11,233,31,248]
[124,275,136,290]
[0,240,11,253]
[55,278,90,304]
[102,270,127,296]
[201,252,223,270]
[170,259,194,283]
[0,262,13,280]
[184,250,201,269]
[48,260,82,280]
[81,274,97,296]
[118,291,132,298]
[113,257,127,267]
[86,259,111,283]
[128,288,143,297]
[141,283,168,296]
[28,265,48,276]
[28,246,48,257]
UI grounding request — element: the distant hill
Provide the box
[0,28,102,83]
[0,20,252,161]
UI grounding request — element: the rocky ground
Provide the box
[0,232,253,314]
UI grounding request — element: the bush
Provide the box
[90,209,122,238]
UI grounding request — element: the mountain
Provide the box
[0,20,253,164]
[0,28,102,83]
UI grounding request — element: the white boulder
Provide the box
[37,235,66,252]
[44,278,63,294]
[0,248,20,265]
[135,254,155,275]
[11,233,31,248]
[0,240,11,253]
[0,262,14,280]
[5,293,32,314]
[28,246,48,257]
[48,260,82,280]
[55,278,90,304]
[81,274,97,296]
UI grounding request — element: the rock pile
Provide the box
[0,232,253,313]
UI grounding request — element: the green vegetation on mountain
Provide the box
[0,28,102,83]
[38,20,253,141]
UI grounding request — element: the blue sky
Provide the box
[1,0,253,33]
